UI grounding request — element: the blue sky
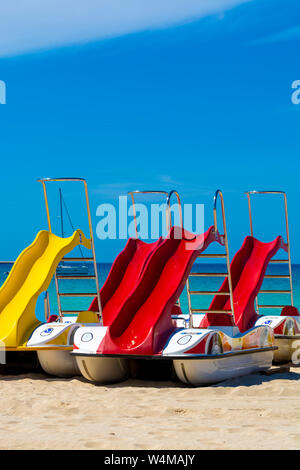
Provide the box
[0,0,300,262]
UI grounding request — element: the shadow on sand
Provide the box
[0,366,299,390]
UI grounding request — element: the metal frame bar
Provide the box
[186,189,235,327]
[189,291,231,296]
[264,274,290,279]
[197,254,227,258]
[257,305,288,309]
[128,190,183,237]
[189,272,228,277]
[44,292,50,321]
[127,189,235,327]
[128,189,184,309]
[191,309,232,314]
[58,293,96,297]
[128,190,169,239]
[56,275,96,280]
[245,190,294,311]
[37,177,102,321]
[166,190,183,231]
[259,290,291,294]
[213,190,235,316]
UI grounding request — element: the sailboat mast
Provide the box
[59,188,64,238]
[60,188,85,259]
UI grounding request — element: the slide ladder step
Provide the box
[264,274,290,279]
[257,305,286,309]
[191,309,232,314]
[60,310,87,314]
[189,272,228,277]
[259,290,291,294]
[56,275,96,280]
[197,254,227,259]
[58,292,97,297]
[269,259,289,264]
[189,291,230,296]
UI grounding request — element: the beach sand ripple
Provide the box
[0,368,299,450]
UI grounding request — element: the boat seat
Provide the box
[47,315,58,323]
[200,311,236,328]
[281,306,300,316]
[76,311,100,323]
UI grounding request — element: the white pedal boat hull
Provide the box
[75,355,129,383]
[173,349,274,386]
[273,335,300,363]
[72,325,276,386]
[72,325,129,383]
[255,316,300,364]
[27,319,81,377]
[37,349,80,377]
[72,348,275,386]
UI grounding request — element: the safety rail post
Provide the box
[44,291,50,321]
[186,189,235,328]
[38,177,102,322]
[245,190,294,313]
[128,189,184,310]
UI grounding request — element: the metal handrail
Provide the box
[186,189,235,328]
[166,190,183,231]
[212,190,234,317]
[37,177,102,320]
[245,190,294,309]
[44,291,50,321]
[128,189,235,328]
[128,189,183,309]
[128,189,183,238]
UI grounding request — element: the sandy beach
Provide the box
[0,368,299,450]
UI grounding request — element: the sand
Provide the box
[0,368,299,450]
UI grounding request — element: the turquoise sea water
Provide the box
[1,262,299,322]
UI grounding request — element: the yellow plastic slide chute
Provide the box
[0,230,91,349]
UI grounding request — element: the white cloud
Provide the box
[248,24,300,45]
[0,0,250,57]
[158,174,182,186]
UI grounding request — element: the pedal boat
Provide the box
[0,177,103,377]
[177,308,300,366]
[71,313,276,386]
[254,307,300,363]
[164,320,275,385]
[26,311,100,377]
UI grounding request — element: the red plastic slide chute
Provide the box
[98,226,218,356]
[89,237,163,325]
[201,235,287,332]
